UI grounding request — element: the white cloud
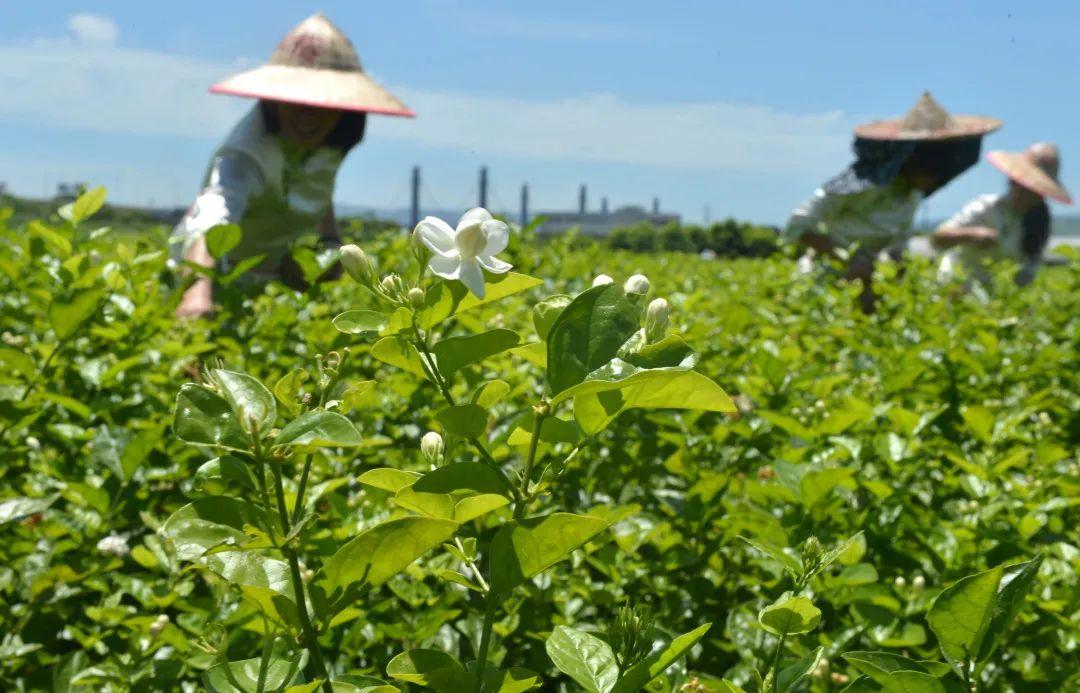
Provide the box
[0,27,852,193]
[67,13,120,47]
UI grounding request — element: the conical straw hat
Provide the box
[854,91,1000,141]
[210,13,413,117]
[988,143,1072,204]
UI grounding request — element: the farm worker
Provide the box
[933,143,1071,287]
[784,92,1000,312]
[171,13,413,317]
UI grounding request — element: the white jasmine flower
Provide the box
[592,274,614,287]
[150,614,170,636]
[96,534,130,557]
[645,298,671,342]
[624,274,650,295]
[415,208,511,298]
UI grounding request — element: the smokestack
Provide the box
[410,166,421,228]
[520,183,529,228]
[479,166,488,209]
[578,184,587,214]
[601,197,609,214]
[652,197,659,214]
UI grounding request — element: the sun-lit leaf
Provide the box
[173,383,251,452]
[489,513,609,599]
[759,593,821,636]
[205,224,242,259]
[545,626,618,693]
[546,284,640,395]
[609,623,712,693]
[273,410,362,449]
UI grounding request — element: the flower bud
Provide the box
[894,576,907,590]
[96,534,130,558]
[420,431,445,464]
[380,273,405,299]
[644,298,670,342]
[340,245,372,284]
[912,575,926,592]
[830,673,849,685]
[408,287,426,307]
[592,274,614,287]
[624,274,650,295]
[150,614,170,636]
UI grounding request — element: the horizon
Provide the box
[1,2,1078,226]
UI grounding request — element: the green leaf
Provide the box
[419,272,543,329]
[273,369,309,418]
[759,593,821,636]
[0,347,35,380]
[507,414,581,446]
[545,625,619,693]
[473,380,511,408]
[842,651,944,693]
[173,383,251,452]
[333,310,388,335]
[396,462,513,523]
[273,411,362,449]
[777,646,824,693]
[532,294,572,340]
[739,536,804,580]
[975,556,1043,662]
[546,284,641,395]
[194,456,257,496]
[319,517,459,593]
[211,369,276,435]
[559,363,735,435]
[386,649,469,692]
[202,551,294,599]
[0,495,57,525]
[432,329,520,377]
[161,497,264,561]
[49,288,105,339]
[371,336,428,378]
[434,404,488,438]
[489,513,609,599]
[70,186,107,224]
[358,468,422,493]
[609,623,711,693]
[204,656,298,692]
[927,565,1002,671]
[620,332,698,370]
[205,224,242,259]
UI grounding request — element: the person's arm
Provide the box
[929,195,998,251]
[175,235,214,317]
[785,189,841,258]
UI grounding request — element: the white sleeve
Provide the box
[170,153,263,262]
[784,188,833,243]
[939,195,996,230]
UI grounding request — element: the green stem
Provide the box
[769,631,787,693]
[292,453,314,523]
[255,624,274,693]
[514,410,548,519]
[269,455,333,693]
[473,595,498,692]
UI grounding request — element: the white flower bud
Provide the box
[150,614,170,636]
[96,534,130,558]
[420,431,445,463]
[912,575,926,591]
[623,274,650,295]
[830,673,849,685]
[813,657,829,678]
[340,245,372,284]
[644,298,670,342]
[408,287,426,307]
[380,274,403,297]
[592,274,614,287]
[894,576,907,590]
[26,436,41,451]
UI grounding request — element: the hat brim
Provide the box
[854,115,1001,141]
[211,65,414,117]
[987,150,1072,205]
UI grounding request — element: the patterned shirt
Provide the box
[784,182,924,253]
[937,193,1040,284]
[171,106,344,273]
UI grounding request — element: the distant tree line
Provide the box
[608,218,780,257]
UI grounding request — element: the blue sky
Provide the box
[0,1,1076,224]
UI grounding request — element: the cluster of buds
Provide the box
[607,603,655,669]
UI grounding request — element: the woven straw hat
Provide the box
[988,143,1071,204]
[855,92,1000,141]
[210,13,413,117]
